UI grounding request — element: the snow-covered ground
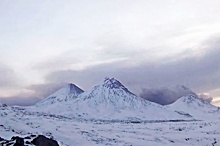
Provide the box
[0,105,219,146]
[1,78,220,146]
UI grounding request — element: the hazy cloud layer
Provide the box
[1,1,220,106]
[46,38,220,93]
[0,64,20,88]
[0,96,40,106]
[0,82,69,106]
[1,36,220,106]
[42,37,220,106]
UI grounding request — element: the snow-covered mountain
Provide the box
[35,83,84,106]
[31,77,190,121]
[2,78,220,146]
[168,94,220,119]
[76,77,152,110]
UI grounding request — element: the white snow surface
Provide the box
[1,78,220,146]
[1,104,220,146]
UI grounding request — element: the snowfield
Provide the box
[1,78,220,146]
[1,107,219,146]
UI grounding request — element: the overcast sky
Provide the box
[0,0,220,106]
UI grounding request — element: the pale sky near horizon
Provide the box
[0,0,220,106]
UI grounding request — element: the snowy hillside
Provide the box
[1,101,219,146]
[35,83,84,106]
[168,94,220,120]
[30,78,191,121]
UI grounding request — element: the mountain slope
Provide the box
[77,77,151,110]
[33,78,191,120]
[35,83,84,106]
[168,94,220,119]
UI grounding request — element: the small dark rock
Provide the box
[13,137,24,146]
[30,134,36,137]
[24,136,31,139]
[0,137,4,141]
[11,136,20,141]
[178,128,183,131]
[185,138,190,141]
[25,141,32,144]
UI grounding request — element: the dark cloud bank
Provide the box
[140,85,195,105]
[140,86,213,105]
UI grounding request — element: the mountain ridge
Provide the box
[29,77,190,121]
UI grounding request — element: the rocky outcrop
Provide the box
[13,137,24,146]
[32,135,59,146]
[0,135,59,146]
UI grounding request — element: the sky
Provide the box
[0,0,220,106]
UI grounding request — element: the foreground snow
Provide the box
[0,106,219,146]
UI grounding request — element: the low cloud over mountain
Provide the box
[139,85,195,105]
[140,86,214,105]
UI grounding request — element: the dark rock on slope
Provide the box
[0,135,59,146]
[13,137,24,146]
[32,135,59,146]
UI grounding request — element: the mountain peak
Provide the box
[67,83,84,95]
[102,77,135,95]
[181,94,199,103]
[36,83,84,106]
[103,77,124,89]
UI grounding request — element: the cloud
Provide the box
[0,64,20,88]
[44,36,220,97]
[139,85,195,105]
[0,82,71,106]
[139,86,214,105]
[2,36,220,106]
[198,93,213,103]
[1,0,220,107]
[27,83,67,97]
[0,96,40,106]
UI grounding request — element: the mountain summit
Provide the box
[36,83,84,106]
[78,77,145,108]
[102,77,136,95]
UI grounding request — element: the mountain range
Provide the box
[1,77,220,146]
[27,77,218,121]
